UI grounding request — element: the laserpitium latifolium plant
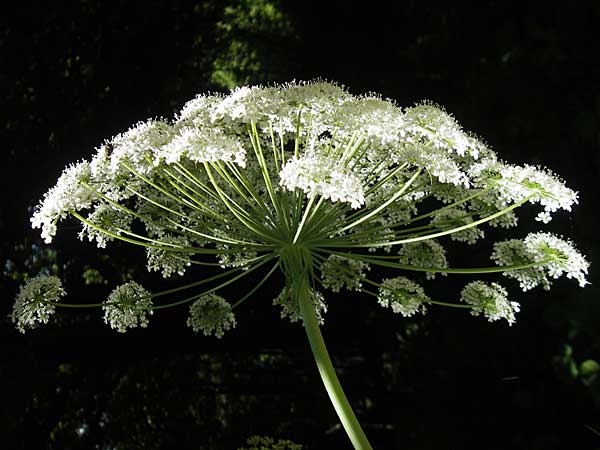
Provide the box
[13,82,589,449]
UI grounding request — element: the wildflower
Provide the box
[491,232,589,291]
[10,275,66,333]
[403,102,473,157]
[187,293,236,337]
[103,282,153,333]
[30,161,97,243]
[377,277,429,317]
[397,240,448,279]
[320,255,370,292]
[109,119,173,175]
[146,235,191,278]
[23,80,589,449]
[78,203,133,248]
[430,207,485,244]
[460,281,520,325]
[273,286,327,325]
[157,126,246,167]
[524,233,589,287]
[279,154,365,208]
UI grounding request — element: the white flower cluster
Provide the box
[491,232,589,291]
[469,157,578,223]
[403,103,474,157]
[146,236,191,278]
[397,240,448,279]
[187,293,236,338]
[430,207,485,244]
[10,275,66,333]
[157,126,246,167]
[273,286,327,325]
[377,277,429,317]
[31,161,98,243]
[524,233,589,286]
[491,238,550,291]
[109,119,173,175]
[103,282,153,333]
[25,80,588,333]
[460,281,520,325]
[319,255,370,292]
[279,154,365,208]
[78,203,133,248]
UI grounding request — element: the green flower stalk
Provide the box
[15,81,589,449]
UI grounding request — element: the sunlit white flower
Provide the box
[157,126,246,167]
[25,80,589,337]
[109,119,173,175]
[31,161,97,243]
[460,281,519,325]
[524,232,589,287]
[403,102,473,157]
[10,275,66,333]
[21,80,590,448]
[492,232,589,290]
[279,154,365,208]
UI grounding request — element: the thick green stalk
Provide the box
[296,276,373,450]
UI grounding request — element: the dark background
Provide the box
[1,1,599,449]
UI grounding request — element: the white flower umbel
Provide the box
[397,240,448,280]
[273,286,328,325]
[403,102,474,157]
[78,203,133,248]
[187,293,236,338]
[22,80,590,450]
[31,161,98,243]
[103,282,153,333]
[460,281,520,325]
[10,275,66,333]
[377,277,429,317]
[492,232,589,290]
[524,233,589,287]
[320,255,370,292]
[146,235,191,278]
[279,154,365,208]
[157,126,246,167]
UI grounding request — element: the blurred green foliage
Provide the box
[238,435,303,450]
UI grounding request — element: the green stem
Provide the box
[296,276,373,450]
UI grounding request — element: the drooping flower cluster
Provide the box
[187,293,236,338]
[377,277,429,317]
[273,286,328,325]
[146,235,192,278]
[103,282,153,333]
[397,240,448,279]
[18,80,588,335]
[319,255,370,292]
[10,275,66,333]
[460,281,520,325]
[491,232,589,291]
